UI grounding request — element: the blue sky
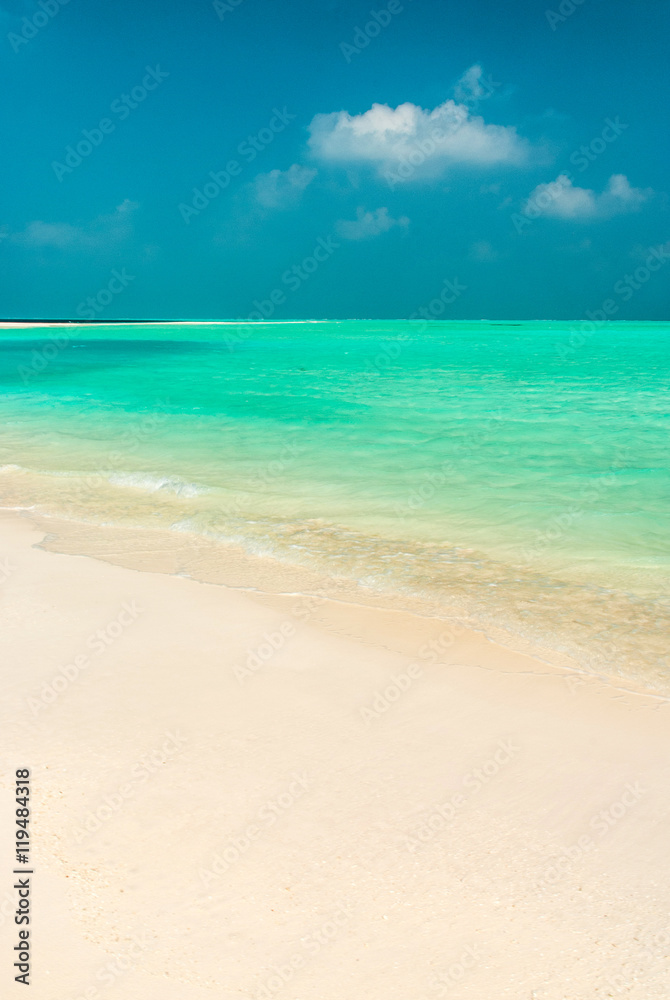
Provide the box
[1,0,668,320]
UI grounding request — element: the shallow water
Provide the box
[1,320,669,686]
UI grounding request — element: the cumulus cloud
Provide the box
[12,199,138,248]
[308,92,528,181]
[335,206,409,241]
[526,173,652,220]
[253,163,317,209]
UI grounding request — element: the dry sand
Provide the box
[1,510,669,999]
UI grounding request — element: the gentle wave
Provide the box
[107,472,209,498]
[0,463,209,499]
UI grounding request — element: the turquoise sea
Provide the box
[1,320,669,687]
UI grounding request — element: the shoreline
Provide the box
[1,508,669,997]
[3,495,668,700]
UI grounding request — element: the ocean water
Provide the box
[1,320,669,686]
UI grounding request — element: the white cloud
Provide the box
[253,163,317,209]
[308,96,528,180]
[335,206,409,241]
[526,173,652,220]
[599,174,653,214]
[12,199,138,248]
[454,64,488,104]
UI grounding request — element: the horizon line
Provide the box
[1,318,668,327]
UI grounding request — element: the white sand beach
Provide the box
[1,510,669,999]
